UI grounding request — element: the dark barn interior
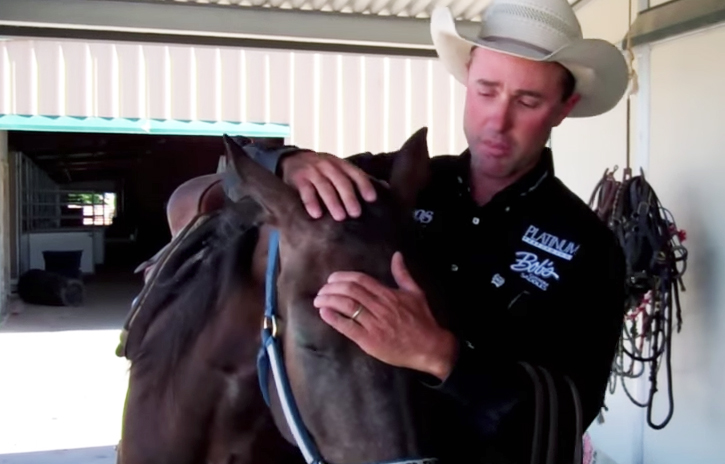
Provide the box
[8,130,282,274]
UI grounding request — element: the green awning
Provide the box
[0,114,290,138]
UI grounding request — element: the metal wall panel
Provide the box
[0,38,468,156]
[640,21,725,464]
[0,131,9,321]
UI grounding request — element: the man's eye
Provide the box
[519,99,539,108]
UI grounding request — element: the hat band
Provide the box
[475,36,553,56]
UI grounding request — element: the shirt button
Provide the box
[472,217,480,225]
[451,264,459,272]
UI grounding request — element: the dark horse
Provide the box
[116,128,444,464]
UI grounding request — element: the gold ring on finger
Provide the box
[350,304,364,322]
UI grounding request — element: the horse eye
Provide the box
[300,342,328,357]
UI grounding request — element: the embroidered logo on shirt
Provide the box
[522,225,580,261]
[413,209,434,224]
[491,273,505,288]
[510,251,560,291]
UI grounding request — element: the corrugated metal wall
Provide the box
[0,131,9,321]
[0,38,468,157]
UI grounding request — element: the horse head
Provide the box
[222,128,437,464]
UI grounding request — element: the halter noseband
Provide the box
[256,229,437,464]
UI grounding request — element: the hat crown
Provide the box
[477,0,584,54]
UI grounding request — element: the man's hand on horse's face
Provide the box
[281,151,377,221]
[313,251,458,381]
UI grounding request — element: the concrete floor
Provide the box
[0,269,143,464]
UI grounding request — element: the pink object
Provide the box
[583,432,594,464]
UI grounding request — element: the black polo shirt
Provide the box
[239,138,626,464]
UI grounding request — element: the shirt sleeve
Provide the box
[226,136,306,176]
[423,236,626,463]
[225,135,399,181]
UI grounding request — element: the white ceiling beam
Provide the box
[0,0,481,55]
[623,0,725,47]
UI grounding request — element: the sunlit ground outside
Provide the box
[0,272,139,463]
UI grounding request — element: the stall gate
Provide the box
[12,151,112,278]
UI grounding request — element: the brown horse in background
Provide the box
[116,128,446,464]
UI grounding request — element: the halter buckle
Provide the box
[263,314,279,338]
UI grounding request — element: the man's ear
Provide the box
[554,93,581,127]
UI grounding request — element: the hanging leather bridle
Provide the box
[588,163,688,430]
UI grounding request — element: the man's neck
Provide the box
[469,173,516,206]
[468,153,544,207]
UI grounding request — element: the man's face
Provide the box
[463,47,580,181]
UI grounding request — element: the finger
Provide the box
[317,161,363,218]
[319,307,368,341]
[326,272,395,301]
[316,280,393,314]
[307,169,348,221]
[313,294,378,323]
[391,252,422,295]
[296,178,323,219]
[337,161,377,203]
[324,272,397,305]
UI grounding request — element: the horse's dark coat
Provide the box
[118,128,445,464]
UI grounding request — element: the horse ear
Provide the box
[222,135,305,228]
[388,127,431,211]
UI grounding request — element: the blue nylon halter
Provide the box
[256,228,326,464]
[256,229,438,464]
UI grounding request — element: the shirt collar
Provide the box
[456,147,555,205]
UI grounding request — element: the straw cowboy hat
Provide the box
[430,0,630,117]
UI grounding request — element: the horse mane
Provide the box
[133,197,263,395]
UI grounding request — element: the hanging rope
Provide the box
[589,168,688,430]
[586,0,689,431]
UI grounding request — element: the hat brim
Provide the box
[430,7,630,118]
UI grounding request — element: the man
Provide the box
[231,0,629,462]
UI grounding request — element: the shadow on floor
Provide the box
[0,445,117,464]
[1,267,143,334]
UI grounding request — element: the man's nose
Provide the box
[487,99,513,132]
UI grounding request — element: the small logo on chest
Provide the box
[413,209,434,224]
[510,251,559,291]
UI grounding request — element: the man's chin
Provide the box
[472,154,517,178]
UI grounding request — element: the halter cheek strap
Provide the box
[257,229,325,464]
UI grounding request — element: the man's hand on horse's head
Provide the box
[280,150,377,221]
[313,251,458,381]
